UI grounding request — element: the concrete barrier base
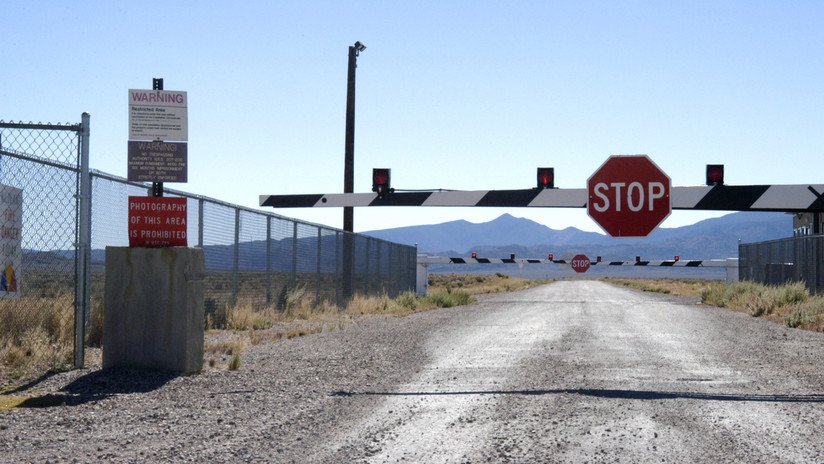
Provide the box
[103,247,205,374]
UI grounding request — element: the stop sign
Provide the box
[587,155,671,237]
[571,254,591,273]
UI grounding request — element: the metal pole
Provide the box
[291,222,298,289]
[151,78,164,197]
[316,227,322,303]
[364,238,370,294]
[197,198,204,247]
[376,240,382,293]
[266,216,272,304]
[343,42,364,302]
[74,112,91,368]
[232,208,240,306]
[335,231,341,307]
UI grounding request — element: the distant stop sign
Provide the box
[587,155,671,237]
[571,254,591,273]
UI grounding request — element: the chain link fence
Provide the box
[739,236,824,293]
[0,120,86,383]
[89,171,417,317]
[1,115,416,387]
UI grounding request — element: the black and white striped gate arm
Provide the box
[261,184,824,212]
[422,256,732,267]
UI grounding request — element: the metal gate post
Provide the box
[291,222,298,289]
[376,241,382,294]
[74,112,91,368]
[316,227,322,303]
[335,231,342,307]
[232,208,240,306]
[364,238,370,294]
[266,216,272,304]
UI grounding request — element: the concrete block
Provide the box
[103,247,205,374]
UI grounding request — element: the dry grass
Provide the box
[2,273,552,378]
[603,278,721,297]
[429,273,552,295]
[609,278,824,332]
[702,280,815,326]
[0,293,74,381]
[200,273,552,369]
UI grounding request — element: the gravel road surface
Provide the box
[3,280,824,463]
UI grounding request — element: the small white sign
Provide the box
[1,184,22,298]
[128,89,188,141]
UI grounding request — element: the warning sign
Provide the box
[127,141,188,182]
[1,184,22,298]
[128,89,188,141]
[128,196,188,248]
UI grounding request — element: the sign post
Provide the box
[587,155,671,237]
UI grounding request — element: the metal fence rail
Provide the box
[739,235,824,293]
[1,116,416,387]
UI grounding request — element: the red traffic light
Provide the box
[471,252,477,259]
[372,168,391,196]
[674,255,680,262]
[547,253,554,261]
[537,167,554,189]
[706,164,724,186]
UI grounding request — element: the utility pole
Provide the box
[342,41,365,302]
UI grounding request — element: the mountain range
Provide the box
[362,212,792,261]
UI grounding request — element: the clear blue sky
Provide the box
[3,1,822,233]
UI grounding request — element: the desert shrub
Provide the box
[394,291,418,311]
[785,297,824,329]
[426,290,472,308]
[276,284,288,311]
[204,298,226,329]
[228,353,241,370]
[226,303,276,330]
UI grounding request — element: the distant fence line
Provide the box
[739,235,824,293]
[0,117,416,382]
[90,170,417,308]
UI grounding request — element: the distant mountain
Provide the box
[361,212,792,261]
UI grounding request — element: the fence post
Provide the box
[335,231,342,307]
[817,236,823,294]
[266,216,272,304]
[376,241,382,294]
[197,198,204,247]
[364,238,370,294]
[316,227,322,303]
[74,112,91,368]
[232,208,240,306]
[291,222,298,289]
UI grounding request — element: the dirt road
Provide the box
[3,281,824,463]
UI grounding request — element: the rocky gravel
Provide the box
[3,280,824,463]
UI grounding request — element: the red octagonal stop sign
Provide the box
[571,254,591,273]
[587,155,671,237]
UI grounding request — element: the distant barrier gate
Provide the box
[415,255,739,295]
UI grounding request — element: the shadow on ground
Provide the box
[5,368,179,408]
[332,388,824,403]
